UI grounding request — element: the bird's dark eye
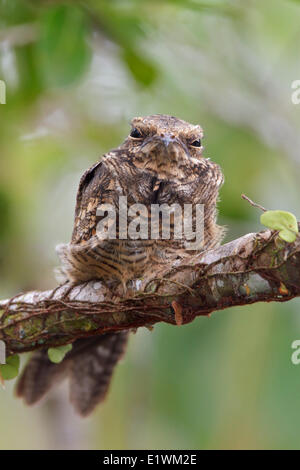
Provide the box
[191,139,201,147]
[130,128,142,138]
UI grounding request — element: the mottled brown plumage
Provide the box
[17,114,224,416]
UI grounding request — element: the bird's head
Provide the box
[122,114,204,176]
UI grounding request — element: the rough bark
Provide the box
[1,228,299,356]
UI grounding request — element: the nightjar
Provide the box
[16,114,224,416]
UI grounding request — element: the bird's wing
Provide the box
[71,159,115,244]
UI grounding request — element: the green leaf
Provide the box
[15,44,44,102]
[260,210,299,242]
[122,48,158,87]
[48,344,73,364]
[37,5,91,87]
[0,354,20,380]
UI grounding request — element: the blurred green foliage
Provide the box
[37,5,91,87]
[1,0,300,450]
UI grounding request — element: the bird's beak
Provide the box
[141,134,182,161]
[160,134,175,148]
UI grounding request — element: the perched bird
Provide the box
[16,114,224,416]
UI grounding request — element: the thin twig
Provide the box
[241,194,267,212]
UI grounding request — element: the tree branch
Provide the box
[1,228,300,356]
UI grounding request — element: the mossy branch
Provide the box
[1,228,300,356]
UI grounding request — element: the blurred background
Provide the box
[1,0,300,450]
